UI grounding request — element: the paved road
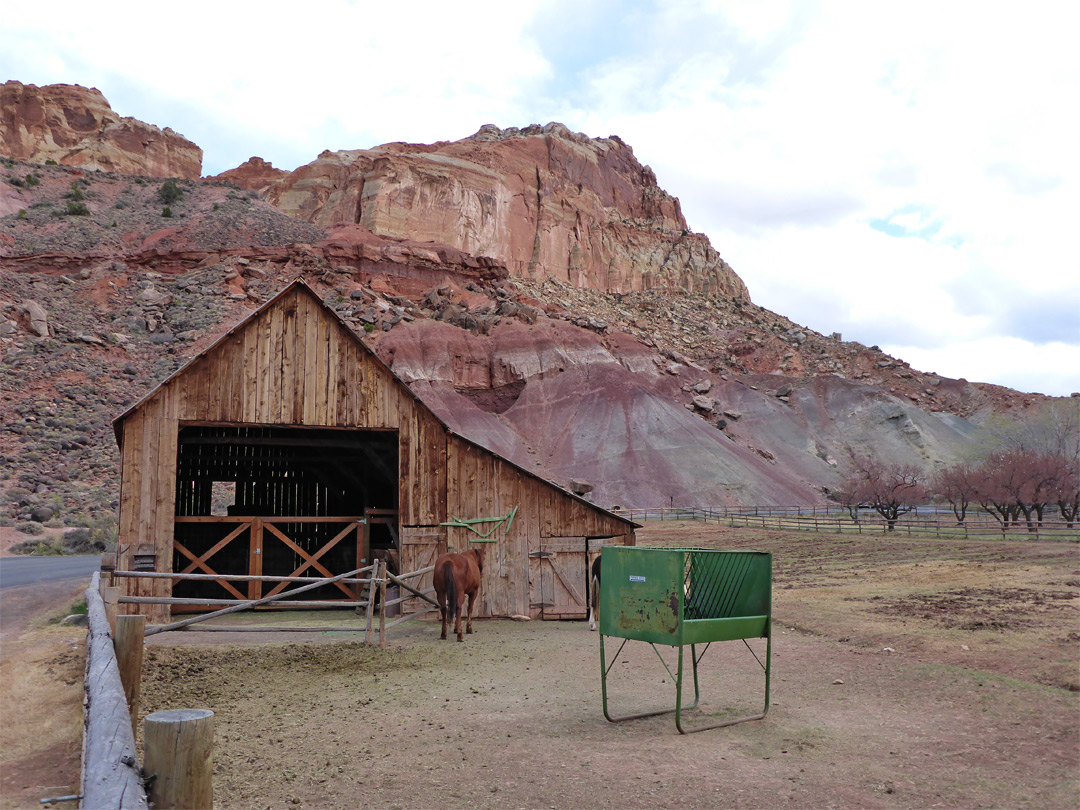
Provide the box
[0,555,101,590]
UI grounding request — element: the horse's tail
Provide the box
[441,559,458,620]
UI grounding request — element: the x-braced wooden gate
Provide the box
[172,515,367,608]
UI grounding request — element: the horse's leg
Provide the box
[455,600,464,642]
[439,597,448,640]
[465,589,475,635]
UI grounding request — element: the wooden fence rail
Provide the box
[623,507,1079,540]
[82,571,148,809]
[79,560,444,809]
[130,562,442,642]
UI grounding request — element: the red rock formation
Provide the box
[266,123,749,299]
[0,81,202,178]
[209,157,287,194]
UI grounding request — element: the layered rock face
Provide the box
[267,123,748,299]
[209,156,287,194]
[0,81,202,179]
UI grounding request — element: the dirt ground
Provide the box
[2,523,1078,810]
[0,576,86,810]
[135,524,1078,810]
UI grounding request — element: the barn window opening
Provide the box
[173,424,399,607]
[210,481,236,516]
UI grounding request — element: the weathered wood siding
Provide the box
[442,440,633,618]
[116,283,634,623]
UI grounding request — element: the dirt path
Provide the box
[0,579,86,810]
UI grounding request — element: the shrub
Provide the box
[162,206,173,218]
[66,513,117,551]
[10,537,62,555]
[68,183,84,201]
[61,527,108,554]
[158,179,183,205]
[16,521,45,536]
[16,209,26,220]
[66,201,90,216]
[45,159,58,165]
[25,173,39,187]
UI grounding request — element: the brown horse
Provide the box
[433,548,484,642]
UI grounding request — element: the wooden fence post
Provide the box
[114,615,145,738]
[144,709,214,810]
[364,560,380,645]
[103,587,120,635]
[379,568,387,649]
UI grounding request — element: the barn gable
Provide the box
[113,279,636,623]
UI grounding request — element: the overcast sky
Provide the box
[4,0,1079,396]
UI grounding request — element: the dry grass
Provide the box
[0,596,86,810]
[636,520,1080,690]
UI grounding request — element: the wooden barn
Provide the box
[112,279,637,624]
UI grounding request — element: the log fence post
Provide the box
[144,709,214,810]
[103,586,120,635]
[114,614,146,738]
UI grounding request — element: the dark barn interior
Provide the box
[172,425,399,606]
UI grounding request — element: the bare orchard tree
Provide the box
[973,450,1068,532]
[829,484,866,521]
[1048,455,1080,528]
[933,462,978,524]
[843,457,928,532]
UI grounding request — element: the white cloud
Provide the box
[883,338,1080,398]
[2,0,551,172]
[3,0,1078,396]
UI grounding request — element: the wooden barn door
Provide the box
[400,527,446,613]
[529,536,588,620]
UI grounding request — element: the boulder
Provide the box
[22,300,48,336]
[570,479,595,495]
[692,395,716,412]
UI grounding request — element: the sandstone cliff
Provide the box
[266,123,748,299]
[0,81,202,179]
[210,156,287,195]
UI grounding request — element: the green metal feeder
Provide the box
[598,546,772,733]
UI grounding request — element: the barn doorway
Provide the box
[172,425,398,609]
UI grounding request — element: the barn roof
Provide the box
[112,277,638,529]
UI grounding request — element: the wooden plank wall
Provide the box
[117,287,418,619]
[117,285,635,621]
[444,439,634,618]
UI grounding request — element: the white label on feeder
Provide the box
[629,575,646,582]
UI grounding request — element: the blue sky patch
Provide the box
[869,205,946,241]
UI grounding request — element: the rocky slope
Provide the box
[0,87,1054,527]
[266,123,747,299]
[0,81,202,179]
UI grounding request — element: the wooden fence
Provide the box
[82,571,148,809]
[108,562,440,644]
[79,560,442,807]
[622,506,1080,541]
